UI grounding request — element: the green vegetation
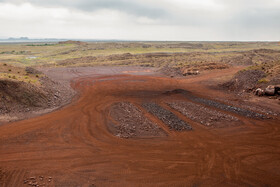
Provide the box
[0,41,279,67]
[0,41,279,96]
[258,78,269,83]
[26,43,56,46]
[0,41,279,86]
[0,64,42,85]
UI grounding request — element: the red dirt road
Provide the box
[0,67,280,186]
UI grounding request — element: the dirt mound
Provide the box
[222,69,265,92]
[222,50,280,95]
[25,67,42,75]
[221,49,280,65]
[182,63,229,75]
[58,40,87,45]
[107,53,134,60]
[0,67,75,123]
[157,66,182,77]
[58,56,98,66]
[252,48,278,53]
[0,79,48,113]
[188,62,229,71]
[221,53,254,65]
[158,63,229,77]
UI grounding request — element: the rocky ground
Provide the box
[109,102,166,138]
[165,89,267,119]
[0,68,75,124]
[0,66,156,125]
[0,67,280,186]
[167,100,240,128]
[142,102,192,131]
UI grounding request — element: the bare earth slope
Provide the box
[0,67,279,186]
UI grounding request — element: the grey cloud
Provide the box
[235,9,280,28]
[3,0,280,27]
[76,0,166,18]
[1,0,167,18]
[0,0,279,40]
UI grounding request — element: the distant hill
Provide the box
[58,40,88,45]
[8,37,29,40]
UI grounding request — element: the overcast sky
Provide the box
[0,0,279,41]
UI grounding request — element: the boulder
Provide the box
[25,67,41,75]
[265,85,275,96]
[182,70,199,76]
[255,88,264,96]
[194,70,199,75]
[275,85,280,95]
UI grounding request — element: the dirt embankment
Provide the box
[157,62,230,78]
[0,66,158,124]
[221,69,266,92]
[208,49,280,99]
[0,79,48,113]
[221,67,280,98]
[0,67,75,124]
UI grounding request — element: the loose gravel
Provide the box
[188,96,265,118]
[167,101,240,127]
[109,102,165,138]
[169,89,266,119]
[142,102,192,131]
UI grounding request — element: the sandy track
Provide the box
[0,67,280,186]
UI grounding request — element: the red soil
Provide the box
[0,67,279,186]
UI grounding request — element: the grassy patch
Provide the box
[0,64,42,86]
[0,41,279,68]
[258,78,269,83]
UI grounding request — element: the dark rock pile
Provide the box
[142,102,192,131]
